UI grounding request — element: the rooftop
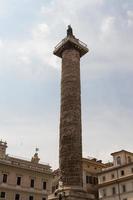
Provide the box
[111,149,133,156]
[0,154,52,174]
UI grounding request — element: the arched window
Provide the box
[117,156,121,165]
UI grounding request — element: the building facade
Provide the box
[98,150,133,200]
[0,140,53,200]
[83,157,106,199]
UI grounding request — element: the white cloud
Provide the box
[0,39,3,48]
[32,23,50,39]
[17,55,31,65]
[127,10,133,27]
[0,23,58,79]
[101,16,115,34]
[0,1,8,17]
[0,0,133,79]
[127,10,133,18]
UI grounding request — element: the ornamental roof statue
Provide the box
[67,25,73,37]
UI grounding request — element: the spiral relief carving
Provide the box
[59,49,83,187]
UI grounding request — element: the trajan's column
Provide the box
[49,26,93,200]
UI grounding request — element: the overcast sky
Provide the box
[0,0,133,169]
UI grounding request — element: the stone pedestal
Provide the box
[49,187,94,200]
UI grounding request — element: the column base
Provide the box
[48,187,95,200]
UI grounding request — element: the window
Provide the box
[0,192,5,198]
[122,185,126,193]
[52,186,56,193]
[30,179,34,188]
[128,156,131,163]
[88,176,93,184]
[43,181,47,190]
[29,196,34,200]
[17,177,21,185]
[15,194,20,200]
[86,176,89,184]
[93,177,98,185]
[102,176,106,182]
[112,187,116,195]
[117,156,121,165]
[103,189,106,197]
[3,174,7,183]
[111,174,115,179]
[56,184,58,189]
[86,176,93,184]
[121,170,125,176]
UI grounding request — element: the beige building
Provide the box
[0,140,53,200]
[98,150,133,200]
[83,157,106,199]
[52,157,106,199]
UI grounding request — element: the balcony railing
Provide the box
[54,36,87,51]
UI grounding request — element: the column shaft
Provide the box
[59,49,83,187]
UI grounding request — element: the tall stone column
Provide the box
[60,48,82,187]
[49,26,93,200]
